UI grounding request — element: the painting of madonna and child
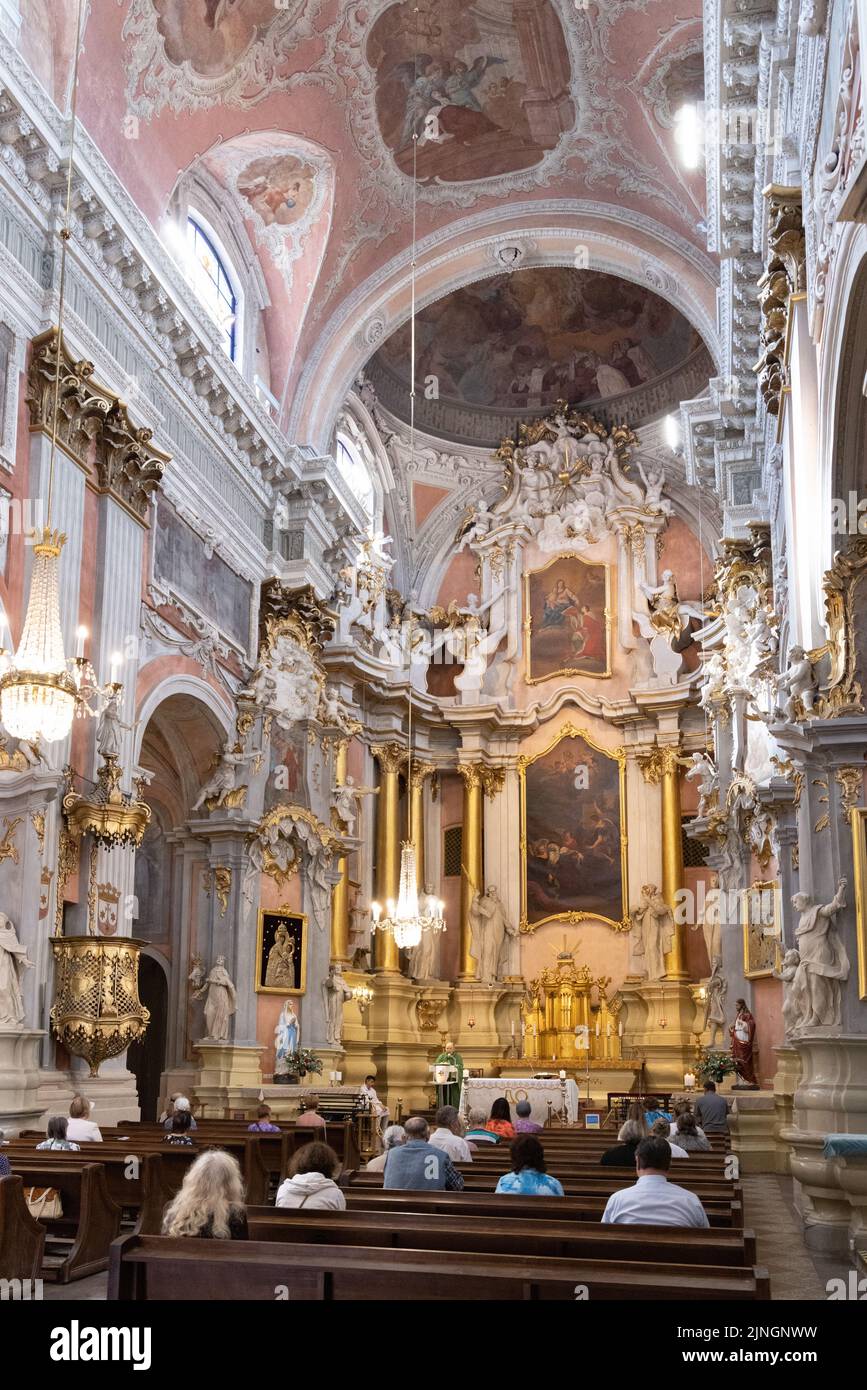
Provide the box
[525,556,609,682]
[522,732,625,930]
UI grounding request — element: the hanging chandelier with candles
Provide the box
[0,0,109,747]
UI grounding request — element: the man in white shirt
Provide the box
[428,1105,473,1163]
[601,1137,709,1228]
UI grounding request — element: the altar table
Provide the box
[459,1075,580,1126]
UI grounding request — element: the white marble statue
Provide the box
[636,459,672,514]
[496,899,521,979]
[96,687,125,762]
[704,955,728,1047]
[194,956,237,1041]
[188,955,205,992]
[775,645,817,721]
[629,884,675,980]
[319,685,357,734]
[322,961,353,1046]
[274,999,300,1077]
[408,886,441,980]
[469,885,510,984]
[746,604,778,669]
[790,878,849,1028]
[691,873,722,965]
[699,651,727,712]
[192,740,257,813]
[331,775,378,834]
[604,437,644,505]
[0,914,33,1028]
[456,498,494,552]
[685,751,719,816]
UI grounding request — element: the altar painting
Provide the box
[521,727,626,930]
[524,554,610,682]
[255,908,307,995]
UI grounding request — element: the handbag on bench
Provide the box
[23,1186,63,1221]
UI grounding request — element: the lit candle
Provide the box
[606,1023,612,1038]
[511,1020,515,1038]
[521,1021,526,1036]
[595,1020,600,1037]
[109,651,122,684]
[618,1021,623,1038]
[684,1071,695,1089]
[75,625,88,659]
[559,1069,566,1080]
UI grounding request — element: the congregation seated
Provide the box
[599,1118,645,1166]
[36,1116,80,1151]
[485,1097,516,1141]
[162,1150,248,1239]
[601,1137,710,1229]
[464,1107,500,1146]
[671,1111,711,1152]
[513,1099,543,1134]
[295,1094,326,1128]
[650,1116,688,1158]
[161,1094,197,1131]
[276,1142,345,1210]
[67,1093,102,1144]
[694,1082,730,1134]
[670,1100,706,1141]
[164,1111,195,1146]
[365,1124,406,1172]
[643,1097,671,1127]
[429,1105,473,1162]
[248,1104,281,1134]
[494,1136,565,1197]
[383,1116,464,1191]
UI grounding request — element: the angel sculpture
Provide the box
[685,751,719,816]
[636,460,673,514]
[455,498,494,552]
[331,775,378,835]
[633,570,704,686]
[192,740,259,813]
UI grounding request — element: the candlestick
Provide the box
[109,651,122,684]
[559,1069,566,1080]
[75,625,87,659]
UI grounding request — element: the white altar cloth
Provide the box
[459,1076,580,1126]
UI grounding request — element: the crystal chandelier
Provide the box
[0,0,89,746]
[371,841,445,950]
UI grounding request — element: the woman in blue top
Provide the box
[494,1135,565,1197]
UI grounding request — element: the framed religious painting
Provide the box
[851,808,867,999]
[519,724,627,931]
[741,879,782,979]
[523,554,611,684]
[255,908,307,995]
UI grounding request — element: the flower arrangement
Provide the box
[286,1048,323,1079]
[696,1050,737,1085]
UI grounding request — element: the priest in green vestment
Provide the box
[434,1039,464,1109]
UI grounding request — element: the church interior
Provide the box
[0,0,866,1319]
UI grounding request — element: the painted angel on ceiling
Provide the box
[392,54,507,149]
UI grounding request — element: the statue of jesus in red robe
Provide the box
[730,999,758,1086]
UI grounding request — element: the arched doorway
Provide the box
[128,954,168,1120]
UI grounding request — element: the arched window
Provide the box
[186,215,239,362]
[336,431,375,519]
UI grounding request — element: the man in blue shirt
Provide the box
[383,1116,464,1190]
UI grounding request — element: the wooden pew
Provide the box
[0,1174,45,1283]
[341,1184,743,1228]
[344,1167,743,1208]
[109,1233,769,1301]
[240,1205,758,1266]
[6,1161,121,1283]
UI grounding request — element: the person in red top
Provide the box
[484,1097,516,1140]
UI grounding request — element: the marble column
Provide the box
[330,739,351,965]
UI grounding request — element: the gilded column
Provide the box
[639,746,687,980]
[457,763,504,981]
[372,742,406,974]
[330,739,351,965]
[409,761,435,893]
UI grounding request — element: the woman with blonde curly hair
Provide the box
[161,1149,248,1239]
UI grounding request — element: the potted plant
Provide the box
[696,1050,737,1085]
[285,1048,324,1085]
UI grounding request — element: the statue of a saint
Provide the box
[0,914,33,1028]
[729,998,758,1086]
[791,878,849,1027]
[408,886,440,980]
[630,884,675,980]
[691,873,721,969]
[194,956,237,1041]
[264,922,296,990]
[322,961,353,1046]
[96,687,125,762]
[469,885,509,984]
[274,999,300,1080]
[704,955,727,1047]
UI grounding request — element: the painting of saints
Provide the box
[237,153,317,230]
[526,556,609,681]
[522,732,625,929]
[151,0,283,79]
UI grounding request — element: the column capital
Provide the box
[457,762,505,799]
[371,742,408,775]
[408,760,436,790]
[636,744,683,784]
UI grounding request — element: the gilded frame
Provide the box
[519,722,628,932]
[850,808,867,999]
[741,879,782,979]
[255,907,308,995]
[523,552,612,684]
